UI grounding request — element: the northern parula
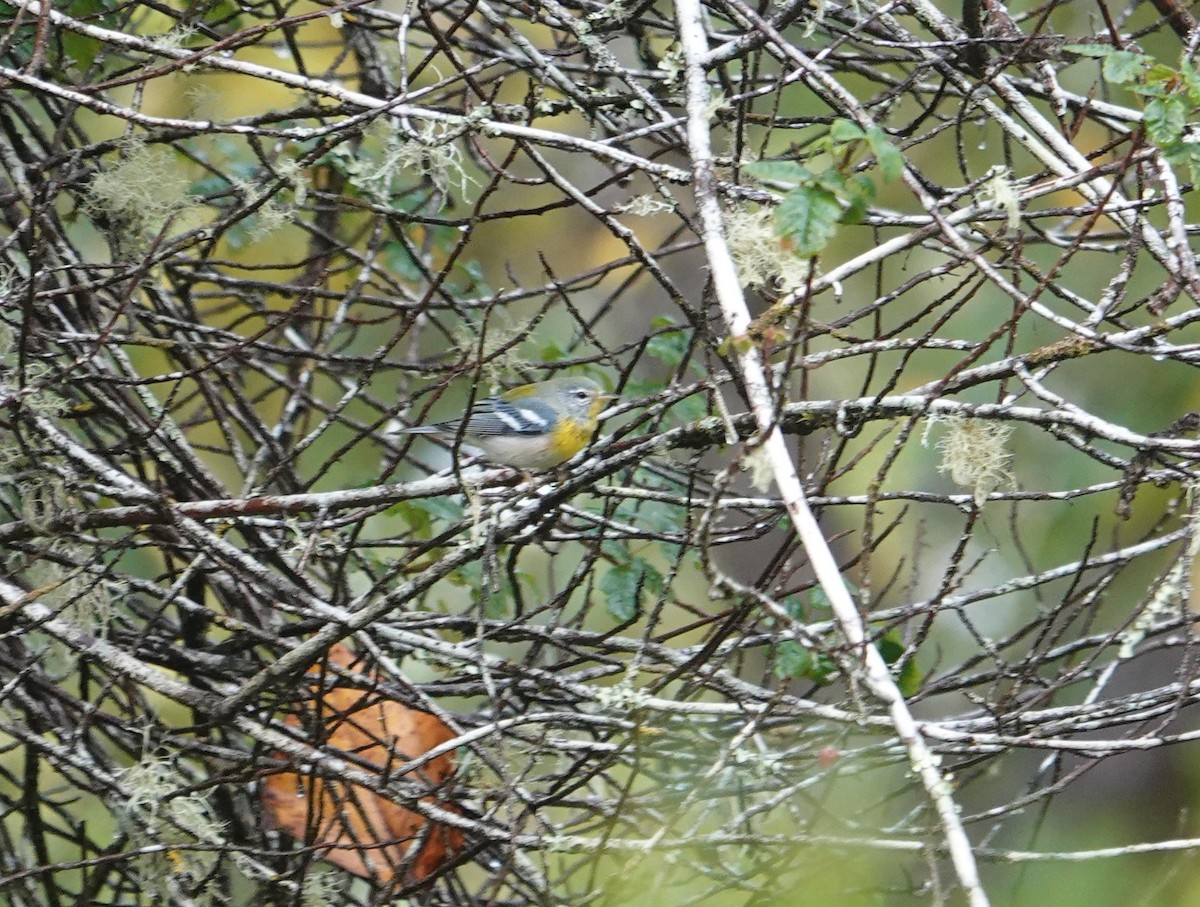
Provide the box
[397,376,615,470]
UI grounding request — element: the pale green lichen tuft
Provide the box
[350,120,476,202]
[120,749,225,906]
[929,414,1014,505]
[742,445,775,492]
[85,140,198,251]
[452,315,531,389]
[725,205,814,292]
[301,871,340,907]
[615,194,674,216]
[148,25,198,53]
[980,165,1021,234]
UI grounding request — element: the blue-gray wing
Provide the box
[460,396,556,436]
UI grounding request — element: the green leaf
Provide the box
[613,497,686,537]
[781,586,834,621]
[601,557,663,622]
[897,659,922,697]
[671,394,708,422]
[865,127,905,182]
[842,195,868,227]
[425,223,461,253]
[774,186,841,257]
[743,160,811,187]
[446,559,481,590]
[877,631,904,664]
[877,631,921,698]
[1188,152,1200,185]
[1144,64,1180,87]
[61,32,104,71]
[1164,142,1200,184]
[455,259,490,293]
[1102,50,1149,85]
[63,1,118,57]
[773,641,835,683]
[646,324,691,369]
[829,120,866,143]
[840,174,877,225]
[415,496,464,521]
[812,167,848,195]
[807,587,832,612]
[1133,65,1179,98]
[383,241,424,282]
[387,497,463,538]
[782,595,805,620]
[1144,96,1188,145]
[1179,59,1200,103]
[389,502,433,538]
[482,591,508,618]
[774,641,808,678]
[540,340,566,362]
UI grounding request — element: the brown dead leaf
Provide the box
[262,643,462,885]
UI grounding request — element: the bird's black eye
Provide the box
[573,389,590,401]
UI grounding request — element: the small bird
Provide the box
[395,376,615,470]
